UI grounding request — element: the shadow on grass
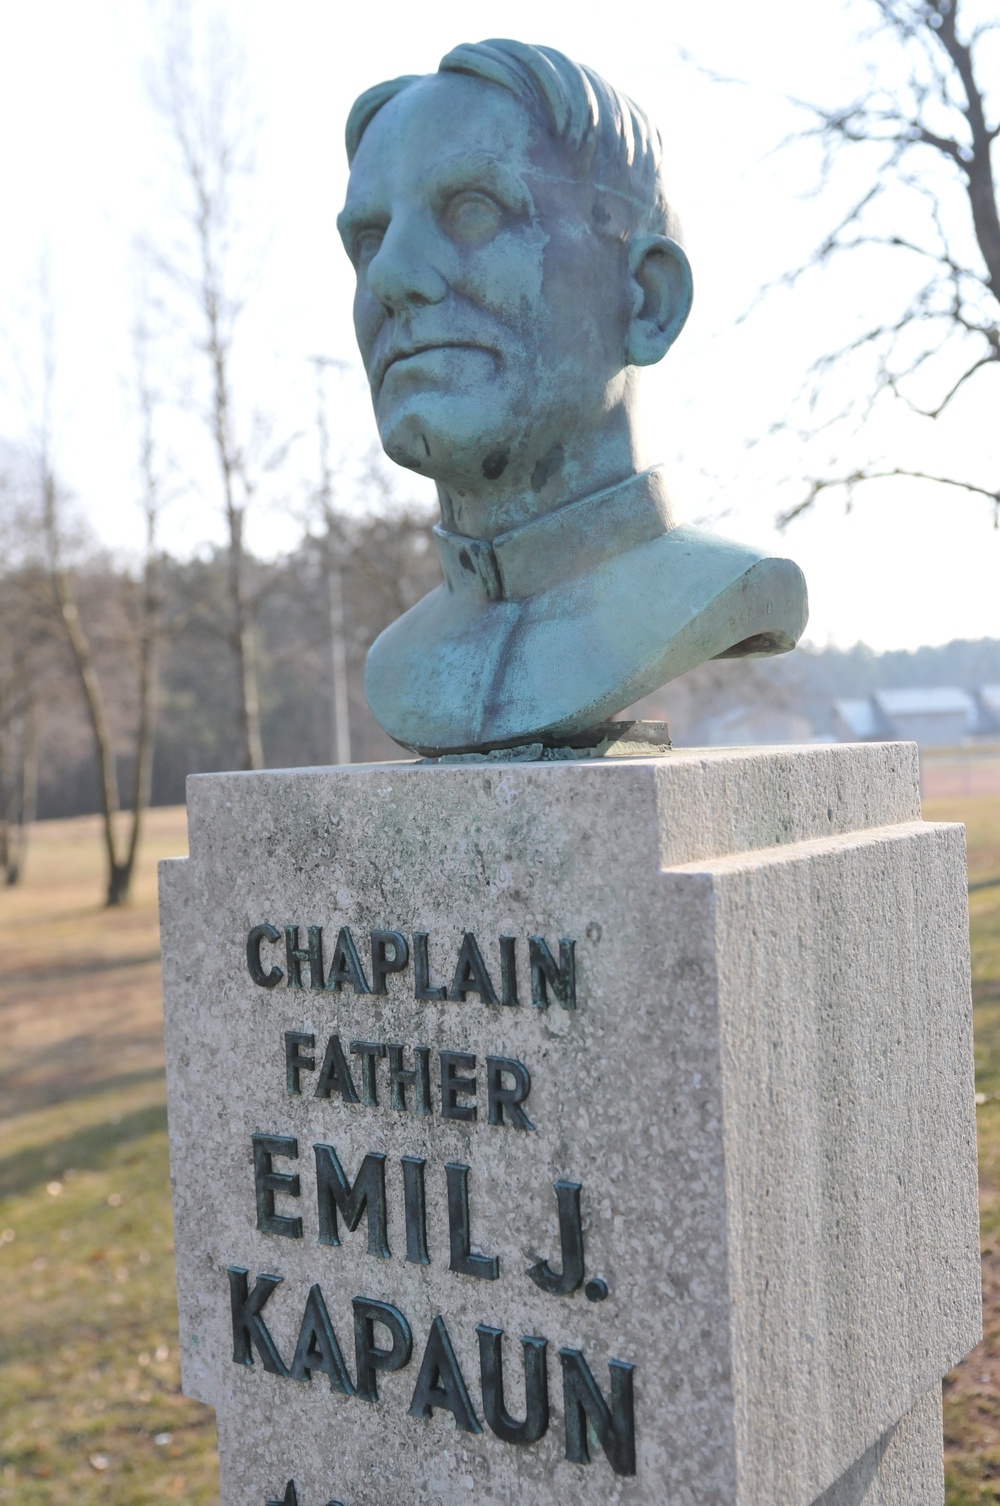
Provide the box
[0,950,162,988]
[0,1099,168,1199]
[0,1061,167,1119]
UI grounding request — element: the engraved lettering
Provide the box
[408,1314,482,1433]
[284,1031,315,1094]
[448,932,499,1004]
[266,1481,299,1506]
[252,1134,303,1240]
[413,1046,432,1115]
[486,1056,533,1130]
[313,1035,360,1104]
[528,936,577,1009]
[314,1145,390,1258]
[402,1155,430,1265]
[245,925,582,1010]
[559,1349,636,1476]
[352,1296,413,1402]
[528,1180,585,1295]
[370,929,409,994]
[350,1040,386,1106]
[247,923,283,987]
[445,1162,499,1280]
[325,925,371,994]
[440,1051,477,1122]
[413,931,446,1000]
[499,935,519,1005]
[284,925,324,990]
[477,1325,549,1445]
[228,1266,288,1374]
[290,1282,354,1394]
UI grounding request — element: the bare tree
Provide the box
[763,0,999,525]
[150,11,274,770]
[311,357,352,766]
[31,301,167,906]
[0,700,38,885]
[125,314,167,879]
[0,521,46,885]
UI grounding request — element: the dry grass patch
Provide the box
[0,808,219,1504]
[925,796,1000,1504]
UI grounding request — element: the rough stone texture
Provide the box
[812,1388,945,1506]
[159,744,979,1506]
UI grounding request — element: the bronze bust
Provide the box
[339,40,807,755]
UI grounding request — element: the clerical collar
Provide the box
[434,465,678,604]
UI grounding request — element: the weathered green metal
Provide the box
[339,40,807,756]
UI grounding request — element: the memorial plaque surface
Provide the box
[159,744,980,1505]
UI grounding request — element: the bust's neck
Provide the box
[434,464,678,605]
[434,398,648,543]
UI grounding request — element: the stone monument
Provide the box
[159,39,981,1506]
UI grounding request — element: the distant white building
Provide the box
[833,686,996,747]
[874,688,975,746]
[701,706,815,746]
[975,685,1000,736]
[832,697,885,742]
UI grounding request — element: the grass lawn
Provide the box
[925,794,1000,1504]
[0,809,219,1503]
[0,795,998,1503]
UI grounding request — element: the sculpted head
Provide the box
[339,40,693,540]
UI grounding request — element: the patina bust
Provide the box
[339,39,807,756]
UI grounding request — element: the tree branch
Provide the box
[779,465,1000,529]
[926,7,1000,291]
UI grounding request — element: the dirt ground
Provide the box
[0,809,186,1118]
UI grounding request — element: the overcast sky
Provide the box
[1,0,997,653]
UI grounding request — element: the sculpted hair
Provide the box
[344,39,680,241]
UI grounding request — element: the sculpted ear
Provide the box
[625,235,693,366]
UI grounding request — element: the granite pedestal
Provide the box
[159,743,980,1505]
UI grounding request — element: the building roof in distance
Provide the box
[833,697,885,739]
[873,687,976,717]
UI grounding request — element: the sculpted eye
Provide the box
[441,190,504,247]
[353,227,385,267]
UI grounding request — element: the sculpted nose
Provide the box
[366,220,447,312]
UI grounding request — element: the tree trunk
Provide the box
[120,545,161,899]
[935,6,1000,302]
[0,746,8,882]
[6,705,38,886]
[328,552,351,765]
[51,574,127,903]
[226,504,264,771]
[204,241,264,773]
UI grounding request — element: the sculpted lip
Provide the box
[374,341,497,393]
